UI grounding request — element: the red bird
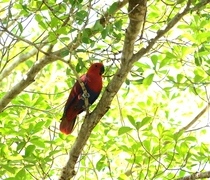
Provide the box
[60,63,104,135]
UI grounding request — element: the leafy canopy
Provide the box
[0,0,210,179]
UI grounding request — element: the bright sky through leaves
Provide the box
[0,0,210,179]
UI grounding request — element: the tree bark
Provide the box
[176,170,210,180]
[59,0,147,179]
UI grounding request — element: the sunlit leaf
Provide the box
[127,115,136,127]
[25,145,36,157]
[30,138,46,148]
[118,126,133,135]
[143,74,154,86]
[96,155,106,171]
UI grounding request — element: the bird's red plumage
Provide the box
[60,63,104,135]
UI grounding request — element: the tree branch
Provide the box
[0,47,40,81]
[59,0,147,179]
[0,25,49,55]
[121,0,147,62]
[132,0,210,63]
[99,0,129,26]
[0,55,57,112]
[178,102,210,133]
[176,170,210,180]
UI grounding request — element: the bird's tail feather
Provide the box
[60,116,76,135]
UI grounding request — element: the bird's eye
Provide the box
[95,64,98,67]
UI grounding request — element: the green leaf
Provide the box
[16,169,26,180]
[176,74,184,83]
[177,0,186,4]
[151,55,158,69]
[76,10,88,24]
[93,20,104,32]
[173,131,183,141]
[114,19,123,30]
[101,28,109,39]
[4,178,17,180]
[96,156,105,171]
[127,115,136,127]
[50,17,59,28]
[32,96,44,106]
[33,121,45,133]
[134,62,150,69]
[82,28,92,37]
[193,74,203,83]
[76,58,85,72]
[82,37,91,44]
[18,22,23,33]
[17,142,26,152]
[184,136,197,142]
[133,78,144,85]
[108,2,118,14]
[159,58,171,69]
[60,37,70,43]
[1,164,16,174]
[48,32,57,44]
[143,74,154,86]
[16,93,31,105]
[201,143,208,153]
[157,123,164,136]
[179,142,188,155]
[125,78,130,85]
[165,51,177,59]
[1,144,9,156]
[143,140,150,151]
[56,27,68,35]
[136,117,152,130]
[60,49,70,57]
[7,154,23,161]
[30,138,45,148]
[194,56,202,66]
[35,14,47,29]
[118,126,133,135]
[25,145,36,157]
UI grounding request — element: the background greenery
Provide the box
[0,0,210,179]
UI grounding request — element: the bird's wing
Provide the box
[63,75,86,114]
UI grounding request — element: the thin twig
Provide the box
[178,102,210,133]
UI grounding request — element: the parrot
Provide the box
[60,63,105,135]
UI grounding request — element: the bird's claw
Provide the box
[81,92,90,100]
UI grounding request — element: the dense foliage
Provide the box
[0,0,210,179]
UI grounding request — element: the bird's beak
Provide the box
[100,65,105,75]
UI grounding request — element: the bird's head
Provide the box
[88,63,105,76]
